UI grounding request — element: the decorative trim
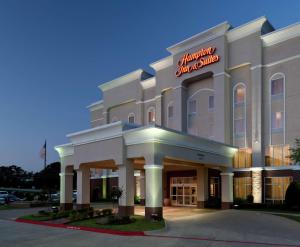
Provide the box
[262,21,300,47]
[59,173,74,176]
[227,16,268,42]
[98,69,146,92]
[167,22,230,54]
[87,100,103,111]
[54,143,74,158]
[220,172,234,176]
[144,164,163,169]
[228,63,251,71]
[213,72,231,78]
[140,77,156,89]
[150,56,173,71]
[91,118,104,123]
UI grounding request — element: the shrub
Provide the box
[233,197,246,205]
[246,194,254,203]
[285,181,300,208]
[134,195,141,204]
[102,208,113,216]
[38,210,50,216]
[88,207,94,218]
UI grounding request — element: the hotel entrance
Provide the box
[170,177,197,206]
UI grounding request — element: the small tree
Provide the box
[289,138,300,164]
[285,181,300,208]
[110,187,123,210]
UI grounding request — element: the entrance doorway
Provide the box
[170,177,197,206]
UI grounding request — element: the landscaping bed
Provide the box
[17,207,165,233]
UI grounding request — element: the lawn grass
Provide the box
[0,205,14,210]
[19,214,53,221]
[273,214,300,223]
[69,215,165,232]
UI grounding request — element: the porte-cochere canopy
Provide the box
[55,121,237,218]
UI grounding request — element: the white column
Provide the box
[196,167,208,208]
[220,172,234,209]
[76,166,90,209]
[59,167,73,210]
[144,164,163,219]
[118,160,134,216]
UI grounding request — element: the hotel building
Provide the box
[55,17,300,219]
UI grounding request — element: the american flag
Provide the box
[40,140,47,169]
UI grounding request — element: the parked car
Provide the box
[7,194,21,202]
[0,196,5,205]
[0,191,8,197]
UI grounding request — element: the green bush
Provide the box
[285,181,300,208]
[134,195,141,204]
[102,208,113,216]
[233,197,246,205]
[246,194,254,203]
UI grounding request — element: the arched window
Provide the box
[128,113,135,124]
[233,83,246,147]
[269,73,285,143]
[147,107,155,124]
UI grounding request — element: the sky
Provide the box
[1,0,300,171]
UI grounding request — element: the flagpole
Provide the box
[44,140,47,170]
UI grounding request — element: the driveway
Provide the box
[0,207,300,247]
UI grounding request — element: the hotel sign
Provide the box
[175,47,220,77]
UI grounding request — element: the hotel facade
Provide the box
[55,17,300,219]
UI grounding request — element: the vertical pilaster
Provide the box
[213,74,231,144]
[76,166,90,209]
[196,167,208,208]
[155,95,162,126]
[252,168,263,203]
[144,164,163,220]
[251,67,264,167]
[220,172,234,209]
[59,165,74,211]
[118,160,134,217]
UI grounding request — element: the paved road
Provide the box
[0,208,300,247]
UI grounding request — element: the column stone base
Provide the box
[140,199,145,206]
[118,205,134,217]
[145,207,163,220]
[221,202,232,209]
[197,201,206,208]
[60,203,73,211]
[76,204,90,210]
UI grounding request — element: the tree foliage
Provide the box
[289,138,300,164]
[285,181,300,207]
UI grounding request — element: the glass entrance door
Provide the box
[170,177,197,206]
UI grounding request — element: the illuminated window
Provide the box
[271,111,283,130]
[234,85,245,105]
[265,177,292,204]
[128,113,135,124]
[233,148,252,168]
[265,144,291,167]
[234,177,252,199]
[208,95,214,111]
[147,107,155,124]
[271,77,284,96]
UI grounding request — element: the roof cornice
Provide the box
[140,77,156,90]
[227,16,268,42]
[98,69,144,92]
[150,56,173,71]
[166,22,231,55]
[87,100,103,111]
[262,21,300,47]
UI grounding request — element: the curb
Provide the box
[15,218,145,236]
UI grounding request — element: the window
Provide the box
[147,107,155,124]
[271,77,284,96]
[168,105,174,119]
[233,148,252,168]
[234,118,245,136]
[208,95,214,111]
[265,144,291,166]
[128,113,135,124]
[234,85,245,105]
[271,111,283,130]
[188,99,196,114]
[265,177,292,203]
[234,177,252,199]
